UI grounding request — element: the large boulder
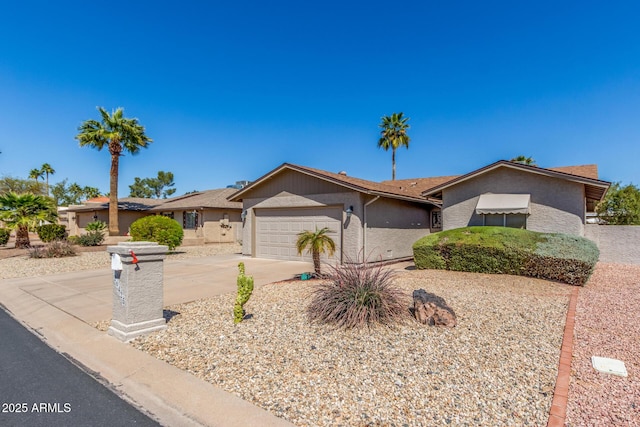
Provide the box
[412,289,457,327]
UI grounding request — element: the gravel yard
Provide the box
[132,269,571,426]
[0,243,241,279]
[566,263,640,426]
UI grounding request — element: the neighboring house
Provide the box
[421,161,610,236]
[228,163,443,263]
[66,197,163,236]
[66,189,242,244]
[148,188,242,243]
[229,161,610,263]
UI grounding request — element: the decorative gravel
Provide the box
[0,243,241,280]
[132,269,571,426]
[566,263,640,426]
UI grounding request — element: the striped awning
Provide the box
[475,194,531,215]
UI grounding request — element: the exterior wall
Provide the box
[242,191,363,261]
[585,224,640,265]
[155,209,242,243]
[69,210,110,236]
[442,168,586,235]
[242,169,349,199]
[365,198,431,261]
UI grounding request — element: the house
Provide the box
[66,189,242,244]
[421,161,610,236]
[229,161,610,263]
[148,188,242,243]
[228,163,445,263]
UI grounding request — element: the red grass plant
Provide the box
[307,258,408,329]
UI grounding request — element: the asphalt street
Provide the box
[0,307,160,427]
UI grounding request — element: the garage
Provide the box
[254,207,342,262]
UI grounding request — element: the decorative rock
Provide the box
[412,289,457,327]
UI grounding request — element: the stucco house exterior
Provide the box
[66,189,242,244]
[229,161,610,263]
[228,163,446,263]
[421,161,610,236]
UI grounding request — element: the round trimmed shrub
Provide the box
[0,228,10,246]
[37,224,67,243]
[130,215,183,250]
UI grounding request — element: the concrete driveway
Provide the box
[6,253,313,325]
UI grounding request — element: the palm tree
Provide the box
[510,155,536,165]
[296,227,337,275]
[378,112,411,180]
[76,107,152,236]
[40,163,55,196]
[29,168,44,182]
[0,192,57,248]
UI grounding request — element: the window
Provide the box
[161,212,174,219]
[483,213,527,229]
[183,211,198,229]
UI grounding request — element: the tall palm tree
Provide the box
[378,112,411,180]
[510,155,536,165]
[76,107,152,236]
[0,192,57,248]
[29,168,44,182]
[40,163,55,196]
[296,227,336,275]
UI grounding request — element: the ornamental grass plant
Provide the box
[307,258,408,329]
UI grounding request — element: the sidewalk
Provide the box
[0,253,313,426]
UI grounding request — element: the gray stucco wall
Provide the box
[585,224,640,265]
[365,198,431,261]
[442,168,586,235]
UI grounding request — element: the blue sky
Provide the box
[1,1,639,196]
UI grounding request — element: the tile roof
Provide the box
[547,164,599,180]
[67,190,241,212]
[270,164,436,203]
[150,188,241,211]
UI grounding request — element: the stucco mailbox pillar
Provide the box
[106,241,168,342]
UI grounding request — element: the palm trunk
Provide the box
[313,250,321,275]
[15,225,30,249]
[109,152,120,236]
[392,148,396,180]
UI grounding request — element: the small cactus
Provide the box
[234,262,254,324]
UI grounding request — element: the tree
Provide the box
[128,171,176,199]
[51,179,102,206]
[296,227,336,275]
[378,112,411,180]
[29,168,44,182]
[76,107,152,236]
[40,163,55,195]
[128,177,154,198]
[510,155,537,165]
[0,176,45,195]
[0,192,57,248]
[596,182,640,225]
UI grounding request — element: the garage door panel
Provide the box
[255,208,342,262]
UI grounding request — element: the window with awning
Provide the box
[476,194,530,228]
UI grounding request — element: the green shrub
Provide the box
[0,228,10,246]
[72,231,105,246]
[36,224,67,243]
[85,220,107,233]
[130,215,183,250]
[234,262,254,324]
[307,259,408,329]
[413,227,599,286]
[29,240,77,258]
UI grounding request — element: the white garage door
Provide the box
[255,207,342,262]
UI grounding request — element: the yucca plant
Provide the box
[307,259,408,329]
[296,227,336,275]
